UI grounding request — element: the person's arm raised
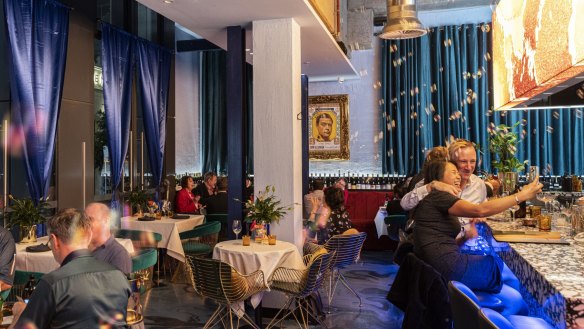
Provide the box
[448,176,542,218]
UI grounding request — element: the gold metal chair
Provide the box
[266,250,334,329]
[186,255,266,329]
[305,232,367,311]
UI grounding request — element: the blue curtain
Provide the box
[382,23,584,175]
[136,40,172,193]
[100,23,135,210]
[4,0,70,202]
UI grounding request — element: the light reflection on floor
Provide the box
[140,251,403,328]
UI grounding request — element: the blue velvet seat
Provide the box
[478,307,554,329]
[449,280,552,329]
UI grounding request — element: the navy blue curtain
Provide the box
[100,23,135,210]
[4,0,70,202]
[136,40,172,193]
[382,23,584,176]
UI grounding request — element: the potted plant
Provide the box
[126,187,148,216]
[237,185,296,242]
[7,195,50,243]
[488,121,528,193]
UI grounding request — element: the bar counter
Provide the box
[481,219,584,329]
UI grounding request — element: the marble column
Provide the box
[252,18,303,249]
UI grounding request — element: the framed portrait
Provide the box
[308,94,350,160]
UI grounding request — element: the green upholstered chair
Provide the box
[173,221,221,284]
[204,214,228,240]
[180,221,221,256]
[115,229,164,286]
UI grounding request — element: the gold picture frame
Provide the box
[308,94,350,160]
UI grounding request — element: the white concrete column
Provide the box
[253,18,303,250]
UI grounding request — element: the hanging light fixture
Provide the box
[378,0,427,40]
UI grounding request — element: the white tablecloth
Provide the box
[121,215,205,262]
[373,207,388,238]
[16,236,134,273]
[213,240,305,314]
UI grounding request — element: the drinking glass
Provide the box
[232,219,242,240]
[528,166,539,183]
[509,204,520,226]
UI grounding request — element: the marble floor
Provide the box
[140,250,404,328]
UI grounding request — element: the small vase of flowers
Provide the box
[237,185,295,243]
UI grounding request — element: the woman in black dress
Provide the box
[412,160,542,292]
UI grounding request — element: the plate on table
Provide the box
[137,217,156,221]
[172,215,190,220]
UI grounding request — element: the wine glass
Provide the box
[232,219,242,240]
[509,204,520,227]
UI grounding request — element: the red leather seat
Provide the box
[345,191,397,251]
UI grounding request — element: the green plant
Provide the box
[126,186,148,210]
[488,121,528,173]
[7,195,49,229]
[237,185,296,225]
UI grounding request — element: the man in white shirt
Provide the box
[400,140,486,211]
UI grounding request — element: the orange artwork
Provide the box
[492,0,584,110]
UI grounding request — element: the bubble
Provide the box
[359,69,368,77]
[577,88,584,99]
[521,129,527,139]
[410,89,415,96]
[472,73,477,79]
[546,126,554,134]
[415,130,419,136]
[373,135,379,143]
[481,24,491,32]
[575,109,583,118]
[391,120,396,128]
[440,67,444,72]
[552,111,560,119]
[392,60,397,67]
[434,114,441,122]
[463,72,468,80]
[430,103,436,112]
[420,123,424,128]
[400,91,405,96]
[397,58,402,65]
[521,119,527,126]
[387,123,392,131]
[477,70,483,79]
[379,99,385,106]
[484,53,491,61]
[486,110,493,117]
[533,128,537,135]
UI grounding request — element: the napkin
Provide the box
[25,243,51,252]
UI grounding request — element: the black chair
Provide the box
[384,214,407,241]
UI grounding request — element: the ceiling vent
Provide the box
[378,0,427,40]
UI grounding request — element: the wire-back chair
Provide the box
[185,255,266,329]
[266,250,334,329]
[305,232,367,311]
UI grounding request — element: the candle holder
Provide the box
[242,235,251,246]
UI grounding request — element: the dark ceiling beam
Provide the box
[176,39,220,52]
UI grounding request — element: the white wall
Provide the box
[174,27,200,175]
[308,37,383,175]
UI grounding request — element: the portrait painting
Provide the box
[308,94,349,160]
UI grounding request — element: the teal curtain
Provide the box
[382,23,584,175]
[200,51,227,174]
[246,63,253,174]
[200,52,254,175]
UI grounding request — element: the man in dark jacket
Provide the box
[10,208,131,329]
[204,176,228,214]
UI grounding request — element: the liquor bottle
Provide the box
[22,275,37,302]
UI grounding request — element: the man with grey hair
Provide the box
[86,202,132,274]
[10,208,131,329]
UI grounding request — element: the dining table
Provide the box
[212,239,305,324]
[121,214,205,262]
[15,236,134,273]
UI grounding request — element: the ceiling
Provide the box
[137,0,358,81]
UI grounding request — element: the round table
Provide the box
[213,240,305,310]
